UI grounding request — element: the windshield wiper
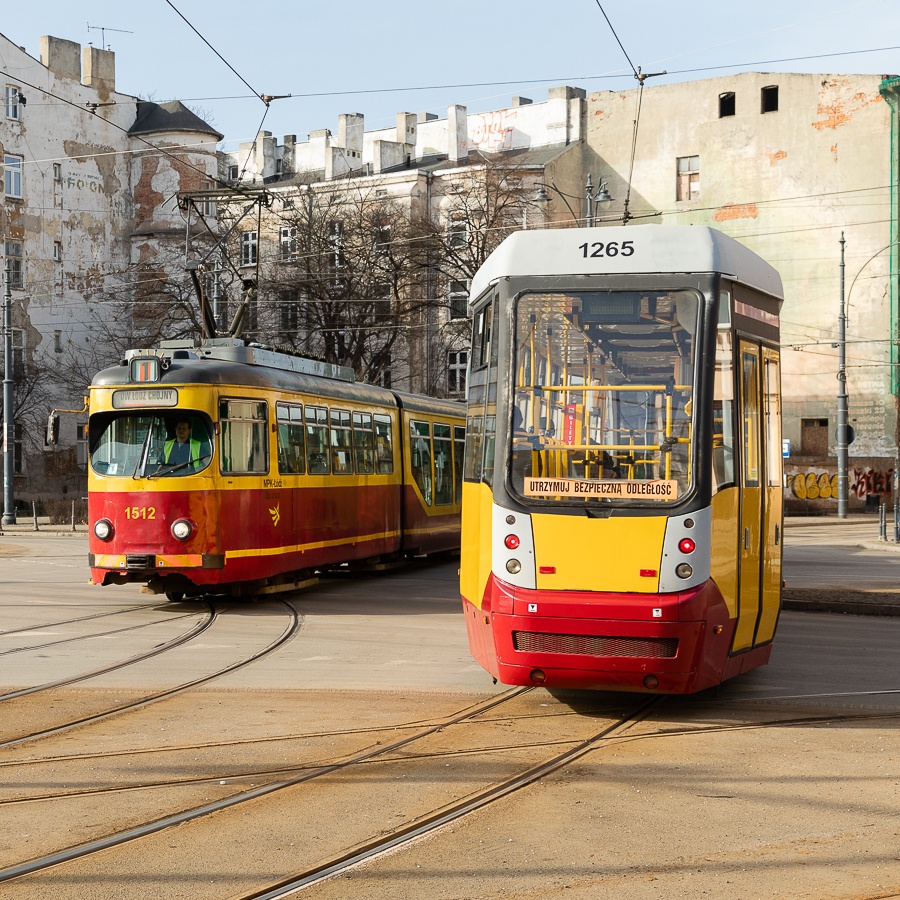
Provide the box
[147,454,212,479]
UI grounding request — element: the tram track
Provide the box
[0,598,302,749]
[0,684,896,897]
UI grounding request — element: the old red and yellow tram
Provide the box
[86,339,463,599]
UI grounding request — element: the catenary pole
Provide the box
[2,259,16,526]
[837,233,849,519]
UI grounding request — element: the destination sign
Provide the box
[112,388,179,409]
[524,477,678,500]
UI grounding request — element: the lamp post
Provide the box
[836,236,900,521]
[2,259,16,526]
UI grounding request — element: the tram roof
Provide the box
[469,225,784,301]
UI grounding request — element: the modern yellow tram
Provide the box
[459,225,783,693]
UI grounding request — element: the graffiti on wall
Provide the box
[470,110,517,152]
[787,468,894,500]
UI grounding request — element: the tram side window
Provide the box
[410,420,433,505]
[331,409,353,474]
[219,400,268,474]
[741,350,761,487]
[713,332,735,491]
[305,406,330,474]
[276,403,305,475]
[374,414,394,474]
[433,423,453,505]
[454,425,465,503]
[352,412,375,475]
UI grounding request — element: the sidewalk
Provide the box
[3,516,897,616]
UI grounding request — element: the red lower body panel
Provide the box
[462,575,767,694]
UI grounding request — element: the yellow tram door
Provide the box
[733,341,782,652]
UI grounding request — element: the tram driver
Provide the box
[161,418,203,470]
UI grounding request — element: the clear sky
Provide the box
[5,0,900,147]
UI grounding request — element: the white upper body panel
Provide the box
[469,225,783,303]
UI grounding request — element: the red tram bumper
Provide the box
[462,575,757,694]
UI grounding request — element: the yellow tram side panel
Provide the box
[757,483,783,643]
[530,514,667,593]
[709,487,740,619]
[460,481,494,609]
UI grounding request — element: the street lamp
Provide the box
[533,176,615,227]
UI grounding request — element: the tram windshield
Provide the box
[511,289,700,505]
[90,413,213,478]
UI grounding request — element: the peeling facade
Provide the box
[1,32,220,505]
[586,71,898,511]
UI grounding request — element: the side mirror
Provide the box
[47,411,60,446]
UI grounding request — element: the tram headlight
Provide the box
[506,559,522,575]
[93,519,114,542]
[171,519,194,541]
[675,563,693,579]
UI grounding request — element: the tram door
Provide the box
[734,341,782,652]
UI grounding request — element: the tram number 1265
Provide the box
[578,240,635,258]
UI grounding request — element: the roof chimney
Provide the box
[40,36,81,81]
[83,45,116,93]
[448,105,468,164]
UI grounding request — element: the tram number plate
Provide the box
[578,240,635,258]
[125,506,157,520]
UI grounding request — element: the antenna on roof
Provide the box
[86,23,134,51]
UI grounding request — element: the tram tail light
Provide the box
[678,538,696,554]
[504,534,520,550]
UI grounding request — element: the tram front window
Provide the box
[90,413,213,478]
[511,290,700,505]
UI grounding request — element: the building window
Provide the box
[676,155,700,202]
[448,350,468,396]
[4,154,23,198]
[53,162,62,181]
[1,327,25,378]
[449,279,469,320]
[240,230,258,267]
[719,92,735,117]
[448,215,468,250]
[376,353,392,389]
[327,220,345,288]
[373,220,391,253]
[761,85,779,113]
[54,329,63,352]
[76,422,89,470]
[53,241,63,262]
[5,85,22,120]
[280,226,298,261]
[800,417,828,456]
[4,241,23,289]
[228,164,240,180]
[12,424,24,474]
[373,282,392,322]
[279,294,300,331]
